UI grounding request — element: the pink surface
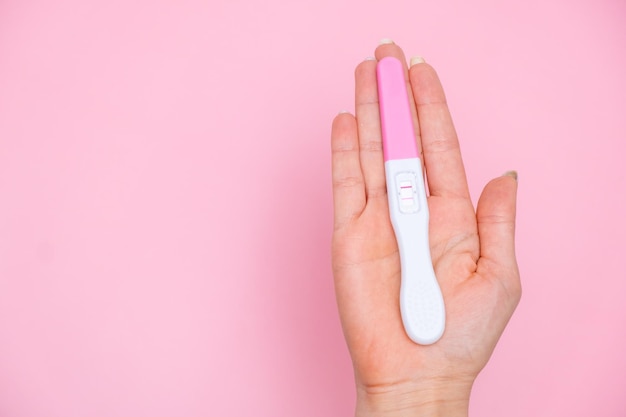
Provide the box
[377,57,419,161]
[1,0,625,416]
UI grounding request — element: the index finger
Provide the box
[409,60,470,199]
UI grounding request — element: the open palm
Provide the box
[331,43,520,411]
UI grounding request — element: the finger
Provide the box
[331,112,366,229]
[476,172,520,295]
[409,60,470,199]
[354,58,387,200]
[374,41,423,164]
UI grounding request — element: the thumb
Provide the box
[476,171,519,283]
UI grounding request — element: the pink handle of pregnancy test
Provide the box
[376,57,418,162]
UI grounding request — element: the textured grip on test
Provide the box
[399,247,446,344]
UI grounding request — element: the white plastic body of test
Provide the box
[385,157,445,345]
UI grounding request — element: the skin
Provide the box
[330,42,521,417]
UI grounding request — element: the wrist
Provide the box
[355,377,473,417]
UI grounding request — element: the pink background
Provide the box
[1,0,625,415]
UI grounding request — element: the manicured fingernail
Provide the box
[503,170,518,181]
[410,56,425,66]
[364,56,376,61]
[338,110,351,115]
[379,38,394,45]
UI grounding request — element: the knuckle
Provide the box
[333,176,363,189]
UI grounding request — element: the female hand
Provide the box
[331,41,521,417]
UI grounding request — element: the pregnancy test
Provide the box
[376,57,445,345]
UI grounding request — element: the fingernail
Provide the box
[379,38,394,45]
[364,56,376,61]
[338,110,351,115]
[410,56,425,66]
[503,170,518,181]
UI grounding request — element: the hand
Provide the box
[331,41,521,417]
